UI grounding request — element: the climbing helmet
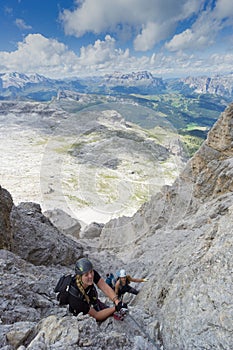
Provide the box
[75,258,93,275]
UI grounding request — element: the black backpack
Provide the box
[54,274,73,305]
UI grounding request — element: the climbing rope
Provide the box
[127,313,161,350]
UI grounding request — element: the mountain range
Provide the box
[1,71,233,101]
[1,70,231,156]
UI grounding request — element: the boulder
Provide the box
[80,221,104,239]
[44,208,81,239]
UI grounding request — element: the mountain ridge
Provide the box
[1,70,233,100]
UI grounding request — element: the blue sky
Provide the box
[0,0,233,79]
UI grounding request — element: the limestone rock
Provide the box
[184,103,233,200]
[98,103,233,349]
[10,202,83,266]
[43,208,81,239]
[0,249,64,325]
[0,186,13,250]
[6,322,35,349]
[80,221,104,239]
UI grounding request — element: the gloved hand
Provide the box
[142,278,149,282]
[115,301,128,312]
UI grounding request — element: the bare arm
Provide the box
[114,279,120,296]
[87,277,122,321]
[97,277,120,306]
[88,306,116,321]
[129,277,144,283]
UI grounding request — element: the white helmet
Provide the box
[119,269,126,277]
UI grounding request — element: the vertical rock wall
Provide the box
[0,186,13,249]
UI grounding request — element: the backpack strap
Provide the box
[69,284,83,299]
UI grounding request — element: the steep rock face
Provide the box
[0,186,13,249]
[187,104,233,199]
[99,104,233,349]
[133,195,233,350]
[10,202,83,266]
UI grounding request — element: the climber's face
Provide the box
[120,276,126,285]
[82,269,94,288]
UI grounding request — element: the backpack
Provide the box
[54,274,73,305]
[105,276,113,286]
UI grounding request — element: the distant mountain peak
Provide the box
[104,70,155,82]
[181,74,233,97]
[0,71,49,89]
[102,70,165,92]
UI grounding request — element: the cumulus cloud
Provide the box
[134,21,175,51]
[0,34,136,78]
[0,30,231,79]
[166,0,233,52]
[165,22,215,52]
[79,35,129,65]
[60,0,204,51]
[0,34,79,78]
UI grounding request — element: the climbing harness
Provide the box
[127,313,161,350]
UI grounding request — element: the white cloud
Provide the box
[0,32,231,79]
[167,25,210,52]
[165,29,193,51]
[0,34,79,78]
[165,0,233,52]
[60,0,205,51]
[174,10,216,51]
[2,0,232,83]
[134,22,171,51]
[79,35,128,64]
[15,18,32,30]
[214,0,233,18]
[0,34,136,78]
